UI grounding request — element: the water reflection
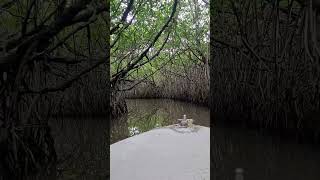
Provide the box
[49,118,109,179]
[44,99,209,179]
[213,127,320,180]
[111,98,210,144]
[48,98,320,179]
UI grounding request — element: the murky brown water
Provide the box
[47,98,320,179]
[49,118,109,180]
[110,98,210,144]
[213,127,320,180]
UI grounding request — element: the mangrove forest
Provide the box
[0,0,320,179]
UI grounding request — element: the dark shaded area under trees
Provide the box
[0,0,110,179]
[210,0,320,142]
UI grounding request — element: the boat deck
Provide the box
[111,125,210,180]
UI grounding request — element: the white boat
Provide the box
[110,120,210,180]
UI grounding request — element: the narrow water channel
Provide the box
[112,99,320,179]
[110,98,210,144]
[48,98,320,179]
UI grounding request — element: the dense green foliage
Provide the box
[111,0,209,91]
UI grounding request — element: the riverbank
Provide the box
[124,66,209,106]
[127,96,209,107]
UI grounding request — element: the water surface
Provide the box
[111,99,320,179]
[213,127,320,179]
[111,98,210,144]
[48,98,320,179]
[49,118,109,179]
